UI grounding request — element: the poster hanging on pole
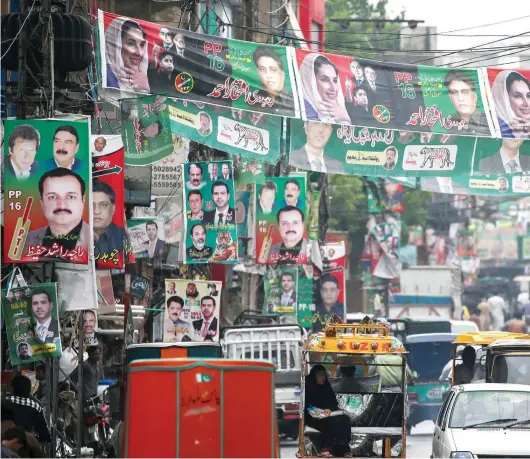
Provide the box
[163,279,222,342]
[262,267,299,317]
[3,119,91,264]
[1,283,62,365]
[91,134,126,268]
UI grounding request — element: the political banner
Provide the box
[473,138,530,175]
[476,227,520,261]
[121,95,174,165]
[1,284,62,365]
[235,157,266,185]
[297,265,316,329]
[150,137,188,197]
[92,134,126,268]
[263,266,299,316]
[96,270,116,315]
[98,10,299,118]
[183,161,238,264]
[235,189,251,257]
[292,50,494,137]
[56,265,98,312]
[155,196,183,245]
[164,279,222,342]
[485,68,530,140]
[312,241,346,333]
[126,217,166,260]
[3,119,91,264]
[288,119,478,177]
[82,310,99,347]
[122,96,283,164]
[381,181,404,213]
[420,174,530,196]
[255,176,308,265]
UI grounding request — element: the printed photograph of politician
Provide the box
[3,119,91,265]
[255,176,308,265]
[163,280,222,342]
[1,284,63,365]
[183,161,238,264]
[263,267,299,317]
[127,218,166,260]
[475,138,530,175]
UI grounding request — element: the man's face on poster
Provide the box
[146,223,158,241]
[54,130,79,165]
[84,311,96,334]
[94,137,106,152]
[191,225,206,249]
[167,300,182,321]
[15,291,23,300]
[385,148,396,165]
[159,27,172,47]
[321,280,339,308]
[200,114,210,131]
[160,54,174,74]
[10,137,38,172]
[350,60,363,79]
[19,344,29,357]
[7,291,14,302]
[278,209,304,247]
[385,183,399,199]
[174,34,185,51]
[365,66,376,83]
[222,164,230,177]
[354,88,368,107]
[256,55,285,97]
[32,293,52,321]
[305,121,333,150]
[168,281,176,291]
[188,192,203,214]
[447,80,477,118]
[209,163,218,177]
[284,182,300,206]
[281,274,294,292]
[201,298,215,320]
[260,188,276,209]
[41,175,85,231]
[186,283,197,297]
[93,191,115,232]
[503,138,524,150]
[189,165,203,186]
[499,178,508,191]
[212,184,229,210]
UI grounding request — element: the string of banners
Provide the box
[97,9,530,142]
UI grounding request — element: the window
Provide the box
[438,391,455,428]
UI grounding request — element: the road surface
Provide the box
[280,421,434,457]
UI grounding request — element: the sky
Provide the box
[385,0,530,61]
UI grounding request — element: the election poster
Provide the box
[121,95,174,165]
[151,136,188,197]
[381,181,404,213]
[235,156,266,186]
[288,119,478,177]
[312,242,346,333]
[235,189,251,257]
[255,176,308,265]
[297,265,316,329]
[292,49,494,137]
[3,118,91,264]
[420,174,530,196]
[126,217,166,260]
[98,10,299,118]
[56,264,98,312]
[183,161,238,264]
[1,284,62,365]
[92,134,126,268]
[263,266,298,317]
[163,279,222,342]
[473,138,530,175]
[484,68,530,140]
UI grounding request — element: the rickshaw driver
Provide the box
[332,365,368,393]
[454,346,476,385]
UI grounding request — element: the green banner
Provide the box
[420,174,530,196]
[263,266,299,316]
[235,157,266,186]
[2,284,62,365]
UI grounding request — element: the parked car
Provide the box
[432,383,530,458]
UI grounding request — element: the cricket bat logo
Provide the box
[258,224,273,264]
[8,198,33,260]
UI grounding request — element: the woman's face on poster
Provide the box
[121,27,147,69]
[315,63,339,104]
[508,79,530,120]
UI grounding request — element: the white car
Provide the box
[450,320,479,335]
[432,383,530,458]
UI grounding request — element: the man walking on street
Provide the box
[487,292,507,331]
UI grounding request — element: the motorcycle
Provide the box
[83,392,112,457]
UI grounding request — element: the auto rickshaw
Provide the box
[298,321,408,458]
[450,332,530,386]
[123,358,279,457]
[486,338,530,384]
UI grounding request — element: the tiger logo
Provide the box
[210,231,238,262]
[234,124,267,152]
[420,147,454,169]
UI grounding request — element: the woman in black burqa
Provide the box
[305,364,352,457]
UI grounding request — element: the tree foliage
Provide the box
[325,0,404,57]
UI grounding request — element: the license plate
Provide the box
[88,425,97,433]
